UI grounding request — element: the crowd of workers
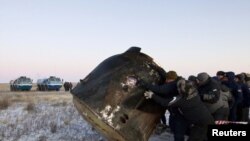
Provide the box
[137,65,250,141]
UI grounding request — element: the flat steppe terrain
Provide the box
[0,83,106,141]
[0,83,173,141]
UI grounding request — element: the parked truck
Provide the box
[37,76,63,91]
[10,76,33,91]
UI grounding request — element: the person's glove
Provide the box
[144,91,154,99]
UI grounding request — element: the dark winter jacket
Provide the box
[215,78,234,109]
[197,78,223,113]
[143,77,182,99]
[168,80,214,125]
[223,72,243,105]
[148,79,214,125]
[220,87,233,109]
[169,93,214,125]
[142,77,183,115]
[244,73,250,88]
[238,82,250,108]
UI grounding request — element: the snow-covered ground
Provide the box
[0,92,173,141]
[0,98,106,141]
[1,89,249,141]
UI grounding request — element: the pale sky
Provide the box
[0,0,250,83]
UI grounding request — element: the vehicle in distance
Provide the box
[10,76,33,91]
[37,76,63,91]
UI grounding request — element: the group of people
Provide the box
[63,81,73,91]
[137,65,250,141]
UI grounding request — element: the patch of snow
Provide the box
[0,101,106,141]
[100,105,111,119]
[0,98,177,141]
[100,105,121,128]
[126,76,137,88]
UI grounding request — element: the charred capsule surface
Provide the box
[71,47,166,141]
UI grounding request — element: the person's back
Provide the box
[140,66,177,126]
[235,74,250,121]
[219,84,234,121]
[169,80,214,125]
[168,79,214,141]
[243,73,250,88]
[139,71,189,141]
[222,71,243,121]
[197,72,226,121]
[188,75,198,88]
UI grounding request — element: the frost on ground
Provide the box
[0,92,174,141]
[0,93,106,141]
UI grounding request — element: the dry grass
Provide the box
[0,83,73,110]
[0,83,39,92]
[0,83,9,91]
[0,95,10,110]
[0,83,108,141]
[25,102,35,112]
[0,93,72,108]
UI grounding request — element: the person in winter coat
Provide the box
[188,75,198,88]
[196,72,227,121]
[242,72,250,88]
[143,64,169,126]
[138,70,189,141]
[218,84,234,121]
[213,74,234,121]
[167,79,214,141]
[235,74,250,121]
[222,71,243,121]
[143,78,214,141]
[216,71,226,82]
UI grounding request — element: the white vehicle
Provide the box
[10,76,33,91]
[37,76,63,91]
